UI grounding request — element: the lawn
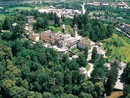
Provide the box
[0,14,5,20]
[86,64,90,71]
[48,26,62,32]
[103,32,130,63]
[92,11,105,15]
[0,12,16,21]
[7,6,32,11]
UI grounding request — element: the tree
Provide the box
[54,14,60,27]
[105,62,118,95]
[12,24,24,40]
[27,91,42,98]
[123,85,130,97]
[107,25,113,37]
[1,32,12,41]
[43,92,55,98]
[9,86,28,98]
[36,17,44,29]
[60,94,78,98]
[0,21,3,30]
[94,81,105,97]
[77,54,87,67]
[91,67,105,79]
[126,94,130,98]
[68,61,79,70]
[84,47,88,59]
[64,84,72,94]
[73,15,77,26]
[79,92,93,98]
[3,17,11,30]
[121,62,130,84]
[80,81,94,93]
[91,47,98,62]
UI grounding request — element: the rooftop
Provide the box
[26,16,34,19]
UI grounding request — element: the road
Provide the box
[115,27,130,38]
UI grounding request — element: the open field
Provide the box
[7,6,32,11]
[92,11,105,15]
[0,12,16,21]
[0,14,6,20]
[103,32,130,63]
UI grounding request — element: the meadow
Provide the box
[0,14,6,20]
[103,31,130,63]
[6,6,32,11]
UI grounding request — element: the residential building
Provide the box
[26,16,34,24]
[77,38,95,50]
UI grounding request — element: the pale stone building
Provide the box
[26,16,34,24]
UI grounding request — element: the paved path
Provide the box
[87,63,94,77]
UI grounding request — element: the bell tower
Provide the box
[73,24,78,37]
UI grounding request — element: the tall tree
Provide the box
[77,54,87,67]
[105,62,118,95]
[91,47,98,62]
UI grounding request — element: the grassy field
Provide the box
[103,32,130,63]
[48,26,62,32]
[92,11,105,15]
[7,6,32,11]
[86,64,90,71]
[0,14,6,20]
[0,6,32,20]
[0,12,16,21]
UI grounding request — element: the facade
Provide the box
[72,24,78,37]
[77,38,95,50]
[26,16,34,24]
[28,25,79,49]
[29,32,40,42]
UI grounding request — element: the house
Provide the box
[26,16,34,24]
[77,38,95,50]
[119,23,130,34]
[29,32,40,42]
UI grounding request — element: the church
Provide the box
[29,24,80,49]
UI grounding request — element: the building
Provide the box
[28,25,80,49]
[72,24,78,37]
[29,31,40,42]
[77,38,95,50]
[26,16,34,24]
[119,23,130,34]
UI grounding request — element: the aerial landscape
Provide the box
[0,0,130,98]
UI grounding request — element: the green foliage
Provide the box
[74,14,113,42]
[121,62,130,84]
[1,32,12,41]
[0,40,99,98]
[103,33,130,63]
[123,85,130,97]
[91,47,98,62]
[105,62,118,95]
[77,54,87,67]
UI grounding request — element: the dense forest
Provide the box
[0,30,106,97]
